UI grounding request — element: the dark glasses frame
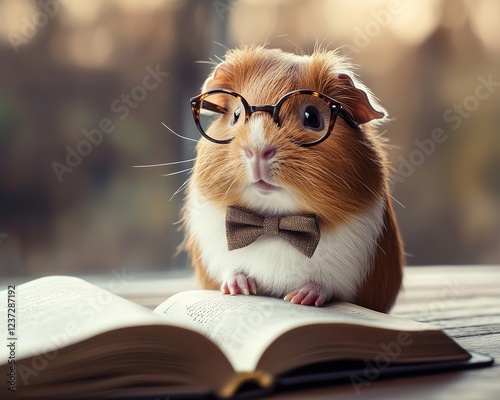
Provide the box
[189,88,358,147]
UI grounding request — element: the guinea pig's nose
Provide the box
[244,146,277,160]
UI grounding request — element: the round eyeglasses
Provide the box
[189,88,358,147]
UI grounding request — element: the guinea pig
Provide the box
[182,45,403,313]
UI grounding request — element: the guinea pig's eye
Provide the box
[231,107,241,125]
[302,105,324,131]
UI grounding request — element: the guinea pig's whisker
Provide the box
[357,179,377,197]
[170,177,191,202]
[389,194,405,209]
[332,174,351,190]
[358,178,405,209]
[161,122,199,143]
[195,60,219,66]
[161,167,193,177]
[296,172,323,192]
[132,158,196,168]
[190,157,224,173]
[356,220,386,255]
[168,155,228,201]
[220,176,239,206]
[320,171,350,191]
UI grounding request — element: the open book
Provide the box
[0,276,492,399]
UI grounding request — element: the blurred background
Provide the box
[0,0,499,279]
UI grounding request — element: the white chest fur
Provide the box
[186,188,386,302]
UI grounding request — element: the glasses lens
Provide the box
[199,92,246,142]
[279,93,333,144]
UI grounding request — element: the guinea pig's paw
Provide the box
[284,283,327,307]
[221,272,257,296]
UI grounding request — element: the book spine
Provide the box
[217,370,274,398]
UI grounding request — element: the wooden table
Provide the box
[114,265,500,399]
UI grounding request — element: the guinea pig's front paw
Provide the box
[284,283,327,307]
[221,272,257,296]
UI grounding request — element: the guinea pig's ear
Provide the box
[337,73,385,124]
[202,62,230,92]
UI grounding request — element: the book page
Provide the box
[154,290,433,372]
[0,276,166,362]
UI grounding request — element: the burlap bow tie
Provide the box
[225,206,321,258]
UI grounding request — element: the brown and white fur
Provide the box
[182,46,403,313]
